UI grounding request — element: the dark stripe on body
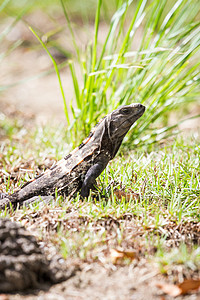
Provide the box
[64,153,72,160]
[78,142,85,150]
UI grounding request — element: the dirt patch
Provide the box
[3,204,197,299]
[7,262,200,300]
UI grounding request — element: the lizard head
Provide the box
[106,103,145,158]
[108,103,145,137]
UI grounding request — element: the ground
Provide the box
[7,264,183,300]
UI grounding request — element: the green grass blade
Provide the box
[59,0,81,63]
[69,60,81,109]
[0,0,10,12]
[29,26,70,125]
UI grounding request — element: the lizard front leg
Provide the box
[81,160,109,198]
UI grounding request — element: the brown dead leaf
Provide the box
[178,279,200,294]
[155,282,182,297]
[110,248,137,264]
[0,295,9,300]
[114,189,139,201]
[155,279,200,297]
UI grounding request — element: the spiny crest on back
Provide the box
[64,116,107,160]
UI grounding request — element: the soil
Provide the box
[5,263,200,300]
[0,206,199,299]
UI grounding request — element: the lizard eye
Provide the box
[121,107,130,114]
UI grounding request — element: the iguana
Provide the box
[0,103,145,209]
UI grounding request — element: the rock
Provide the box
[0,218,72,292]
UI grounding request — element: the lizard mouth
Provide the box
[132,104,145,116]
[108,103,146,140]
[123,105,145,127]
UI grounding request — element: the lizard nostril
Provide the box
[138,103,145,111]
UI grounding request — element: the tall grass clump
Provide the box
[33,0,200,146]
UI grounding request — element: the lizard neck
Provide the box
[92,117,124,160]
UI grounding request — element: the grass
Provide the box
[56,0,200,146]
[1,0,199,146]
[156,244,200,278]
[0,115,199,279]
